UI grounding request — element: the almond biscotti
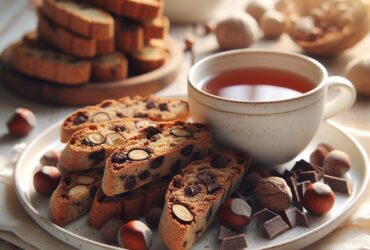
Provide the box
[92,52,128,82]
[159,152,250,250]
[49,168,103,226]
[88,176,169,228]
[115,20,144,52]
[142,16,169,41]
[60,95,189,142]
[59,118,156,171]
[42,0,114,39]
[101,121,212,196]
[129,45,168,74]
[11,42,91,84]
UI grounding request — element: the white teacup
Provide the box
[188,49,356,165]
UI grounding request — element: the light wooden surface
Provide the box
[0,0,370,249]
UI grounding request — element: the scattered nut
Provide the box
[345,57,370,97]
[92,112,110,123]
[245,0,269,21]
[68,185,89,199]
[215,13,258,50]
[77,175,95,185]
[40,150,60,166]
[145,207,163,229]
[260,10,285,39]
[127,149,150,161]
[7,108,37,137]
[172,203,194,223]
[217,198,252,232]
[33,166,61,195]
[118,220,152,250]
[101,217,123,244]
[106,133,125,146]
[303,182,335,215]
[87,132,106,145]
[254,177,292,213]
[323,150,351,177]
[310,144,333,166]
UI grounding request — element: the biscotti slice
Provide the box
[42,0,114,39]
[49,168,103,226]
[115,20,144,52]
[38,13,97,58]
[59,118,156,171]
[129,45,167,74]
[22,31,53,50]
[61,95,189,142]
[92,52,128,82]
[142,16,169,41]
[88,176,169,228]
[96,37,115,55]
[11,42,91,84]
[102,121,212,196]
[159,152,250,250]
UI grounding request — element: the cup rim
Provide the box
[188,49,328,104]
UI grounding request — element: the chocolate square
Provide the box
[261,215,289,240]
[323,175,353,195]
[218,226,238,241]
[254,208,278,225]
[220,234,247,250]
[282,169,296,179]
[296,209,311,227]
[297,181,312,207]
[281,208,297,228]
[285,177,300,205]
[297,171,318,183]
[292,159,324,178]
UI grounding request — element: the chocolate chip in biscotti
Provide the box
[73,113,88,125]
[127,149,150,161]
[184,185,202,197]
[159,103,169,111]
[106,133,125,147]
[172,175,183,188]
[147,126,161,139]
[206,182,221,194]
[146,100,156,109]
[88,149,105,165]
[138,170,150,180]
[87,132,106,145]
[172,204,194,223]
[116,112,126,118]
[134,112,148,118]
[150,156,164,169]
[114,125,126,132]
[111,151,127,164]
[170,128,192,138]
[124,175,136,190]
[211,154,230,168]
[181,145,194,156]
[92,112,110,123]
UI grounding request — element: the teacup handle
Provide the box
[323,76,356,119]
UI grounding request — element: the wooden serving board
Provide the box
[0,37,183,106]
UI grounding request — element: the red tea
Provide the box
[201,67,315,102]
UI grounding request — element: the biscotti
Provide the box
[142,16,169,41]
[102,121,212,196]
[49,168,103,226]
[61,95,190,142]
[11,42,91,84]
[159,152,250,250]
[38,13,97,58]
[59,118,156,171]
[88,177,169,228]
[96,37,115,55]
[129,46,168,74]
[92,52,128,82]
[42,0,114,39]
[115,20,144,52]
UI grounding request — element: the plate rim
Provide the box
[13,120,370,250]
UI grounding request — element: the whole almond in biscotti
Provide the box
[101,121,212,196]
[59,119,156,171]
[159,152,251,250]
[42,0,114,39]
[129,46,168,74]
[60,95,190,142]
[92,52,128,82]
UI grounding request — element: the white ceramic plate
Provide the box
[14,121,369,250]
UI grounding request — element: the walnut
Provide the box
[254,177,292,213]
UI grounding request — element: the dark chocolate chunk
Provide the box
[145,100,156,109]
[150,156,164,169]
[218,226,238,241]
[134,112,148,118]
[100,101,113,108]
[282,169,296,179]
[210,154,229,168]
[114,125,126,132]
[116,112,126,118]
[281,208,297,228]
[297,181,311,206]
[184,185,202,197]
[124,175,136,190]
[81,138,95,147]
[298,171,318,183]
[159,103,169,111]
[64,177,72,185]
[172,175,183,188]
[206,182,221,194]
[285,177,300,206]
[111,152,127,164]
[254,208,278,225]
[292,159,324,177]
[138,170,150,180]
[181,144,194,156]
[147,126,161,139]
[295,209,311,227]
[261,215,289,240]
[88,149,105,165]
[220,234,247,250]
[73,113,88,125]
[323,175,353,195]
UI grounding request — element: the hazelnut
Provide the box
[323,150,351,177]
[33,166,62,195]
[345,57,370,97]
[303,182,335,215]
[7,108,37,137]
[203,23,215,35]
[40,150,61,166]
[291,17,316,40]
[254,177,292,213]
[240,171,263,194]
[215,14,258,50]
[310,143,333,166]
[118,220,152,250]
[260,10,285,39]
[101,217,123,244]
[184,36,194,51]
[145,207,163,229]
[217,198,252,232]
[245,0,269,21]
